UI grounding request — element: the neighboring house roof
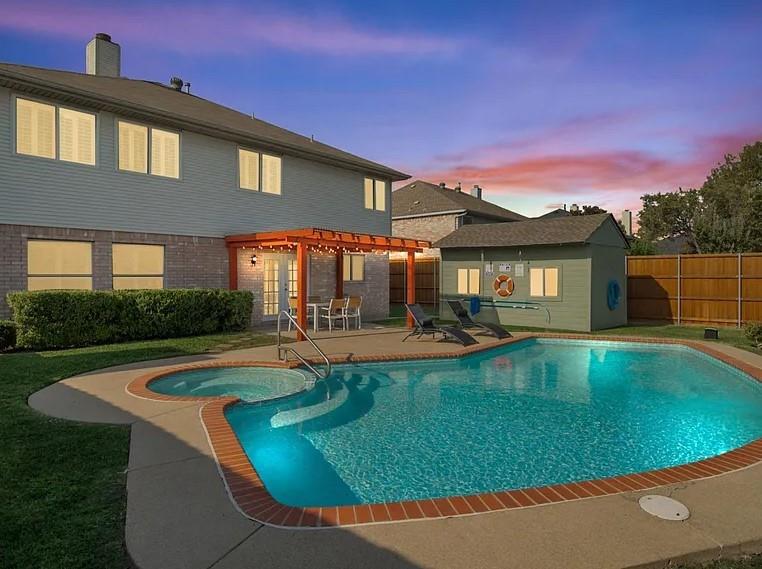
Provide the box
[538,208,572,219]
[392,180,527,221]
[0,62,408,181]
[434,213,628,248]
[655,235,696,254]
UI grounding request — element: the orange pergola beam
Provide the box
[296,242,308,341]
[406,250,416,328]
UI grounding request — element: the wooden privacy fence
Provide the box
[390,257,439,309]
[627,253,762,327]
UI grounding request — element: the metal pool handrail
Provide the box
[277,310,332,381]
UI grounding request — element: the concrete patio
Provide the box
[28,328,762,569]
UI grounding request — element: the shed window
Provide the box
[364,178,386,211]
[343,254,365,281]
[457,268,480,294]
[112,244,165,289]
[59,107,96,165]
[27,240,93,290]
[530,267,559,297]
[16,98,56,159]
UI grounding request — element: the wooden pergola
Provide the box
[225,228,430,339]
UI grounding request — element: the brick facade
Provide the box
[235,249,389,327]
[391,214,459,260]
[0,223,228,318]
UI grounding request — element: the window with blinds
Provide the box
[457,268,480,294]
[112,244,165,289]
[150,128,179,178]
[59,108,95,165]
[27,240,93,291]
[363,178,386,211]
[530,267,560,297]
[343,254,365,281]
[118,121,148,173]
[239,148,281,194]
[16,98,56,159]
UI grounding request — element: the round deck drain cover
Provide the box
[638,495,690,521]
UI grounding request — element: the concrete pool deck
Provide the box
[29,328,762,569]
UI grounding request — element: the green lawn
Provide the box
[0,331,278,569]
[680,556,762,568]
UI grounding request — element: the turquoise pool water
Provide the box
[222,339,761,507]
[149,367,308,402]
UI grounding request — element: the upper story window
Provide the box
[530,267,559,297]
[118,121,179,178]
[16,97,96,165]
[364,178,386,211]
[27,240,93,291]
[239,148,281,194]
[343,254,365,281]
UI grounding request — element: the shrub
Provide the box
[7,289,253,349]
[744,321,762,348]
[0,320,16,350]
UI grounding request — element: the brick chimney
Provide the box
[86,33,120,77]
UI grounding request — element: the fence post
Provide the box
[738,253,742,328]
[676,255,681,326]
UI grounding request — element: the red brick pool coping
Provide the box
[126,334,762,529]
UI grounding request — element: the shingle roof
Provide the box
[435,213,626,248]
[0,62,408,180]
[392,180,527,221]
[538,208,572,219]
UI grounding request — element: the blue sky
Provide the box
[1,0,761,218]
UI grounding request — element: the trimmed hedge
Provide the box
[0,320,16,350]
[7,289,253,349]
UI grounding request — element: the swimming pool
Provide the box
[220,339,762,508]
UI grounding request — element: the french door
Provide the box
[261,253,299,320]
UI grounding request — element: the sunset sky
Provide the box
[1,0,760,219]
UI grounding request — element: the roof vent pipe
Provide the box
[455,182,462,192]
[471,185,482,199]
[439,182,447,189]
[170,77,184,91]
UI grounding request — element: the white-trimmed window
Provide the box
[457,268,480,294]
[150,128,179,178]
[118,121,148,173]
[59,107,96,165]
[530,267,559,297]
[112,244,165,289]
[16,98,56,160]
[343,254,365,282]
[27,240,93,290]
[238,148,281,194]
[364,177,386,211]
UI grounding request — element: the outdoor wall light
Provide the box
[250,254,258,266]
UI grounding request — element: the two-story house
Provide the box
[0,34,427,330]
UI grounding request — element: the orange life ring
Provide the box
[493,274,514,297]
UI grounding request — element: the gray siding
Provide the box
[440,245,593,332]
[0,87,391,238]
[588,222,628,329]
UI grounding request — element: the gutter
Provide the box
[0,69,409,181]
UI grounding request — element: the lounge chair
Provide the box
[403,303,478,346]
[446,300,512,339]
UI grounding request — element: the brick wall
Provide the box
[391,213,459,260]
[0,223,227,318]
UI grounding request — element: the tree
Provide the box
[569,204,608,216]
[628,237,656,256]
[636,141,762,253]
[637,189,703,253]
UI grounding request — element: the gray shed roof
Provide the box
[435,213,627,248]
[392,180,527,221]
[0,62,408,180]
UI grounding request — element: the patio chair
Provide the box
[446,300,512,339]
[320,298,348,332]
[287,297,298,331]
[403,303,478,346]
[344,296,363,329]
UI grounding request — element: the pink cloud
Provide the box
[0,1,460,57]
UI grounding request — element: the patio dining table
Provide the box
[307,301,330,333]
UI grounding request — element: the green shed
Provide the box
[434,213,629,332]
